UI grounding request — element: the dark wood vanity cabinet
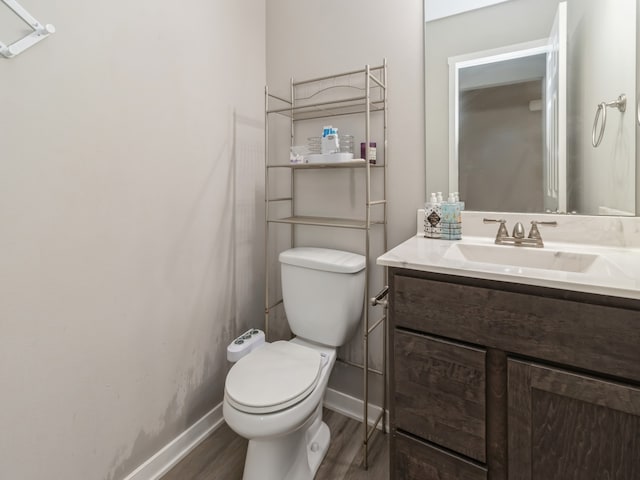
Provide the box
[388,267,640,480]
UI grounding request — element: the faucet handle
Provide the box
[528,220,558,240]
[483,218,509,242]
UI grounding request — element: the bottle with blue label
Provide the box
[442,194,462,240]
[321,126,340,154]
[441,193,463,240]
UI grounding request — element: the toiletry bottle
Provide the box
[322,126,340,154]
[423,194,434,238]
[360,142,377,164]
[423,194,432,238]
[454,192,464,212]
[441,194,462,240]
[454,192,463,239]
[424,192,442,238]
[441,195,453,240]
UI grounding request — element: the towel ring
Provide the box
[592,94,626,148]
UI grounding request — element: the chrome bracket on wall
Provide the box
[0,0,55,59]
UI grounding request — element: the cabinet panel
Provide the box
[394,331,486,462]
[508,359,640,480]
[392,274,640,382]
[395,432,487,480]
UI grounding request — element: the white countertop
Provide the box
[377,234,640,300]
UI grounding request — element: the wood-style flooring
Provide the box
[161,408,389,480]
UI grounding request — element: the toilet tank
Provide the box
[279,248,366,347]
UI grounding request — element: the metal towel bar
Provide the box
[592,94,626,148]
[370,285,389,307]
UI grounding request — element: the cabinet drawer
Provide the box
[395,432,487,480]
[392,274,640,382]
[394,331,486,462]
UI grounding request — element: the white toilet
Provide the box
[223,247,366,480]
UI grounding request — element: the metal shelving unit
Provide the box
[264,60,388,469]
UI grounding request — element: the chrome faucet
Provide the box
[484,219,557,248]
[512,221,526,239]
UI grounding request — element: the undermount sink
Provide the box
[444,243,600,273]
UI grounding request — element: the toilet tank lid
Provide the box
[279,247,365,274]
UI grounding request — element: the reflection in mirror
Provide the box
[450,42,556,213]
[425,0,637,216]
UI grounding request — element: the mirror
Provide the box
[425,0,638,216]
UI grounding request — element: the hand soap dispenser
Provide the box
[424,192,442,238]
[441,193,462,240]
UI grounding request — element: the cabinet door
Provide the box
[508,359,640,480]
[395,432,487,480]
[395,331,486,462]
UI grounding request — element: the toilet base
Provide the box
[241,404,330,480]
[306,418,330,475]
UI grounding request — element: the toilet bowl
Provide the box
[223,338,336,480]
[222,247,366,480]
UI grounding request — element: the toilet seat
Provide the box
[225,341,323,414]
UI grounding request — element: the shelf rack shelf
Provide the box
[264,60,388,470]
[267,215,385,230]
[267,98,386,121]
[267,160,386,169]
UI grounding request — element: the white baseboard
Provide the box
[123,402,224,480]
[324,388,389,431]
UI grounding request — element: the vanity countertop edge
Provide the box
[377,235,640,301]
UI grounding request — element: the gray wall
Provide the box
[0,1,265,479]
[425,0,561,198]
